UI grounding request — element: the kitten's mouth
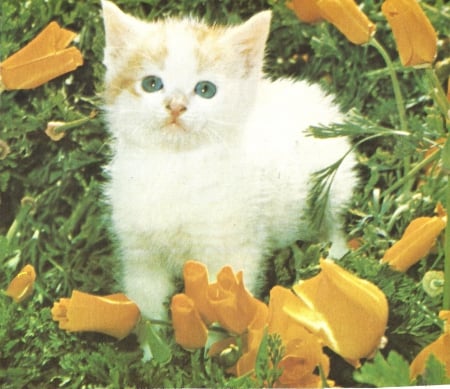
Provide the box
[164,119,187,133]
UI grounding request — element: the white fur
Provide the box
[102,1,357,319]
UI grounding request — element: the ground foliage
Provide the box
[1,0,449,387]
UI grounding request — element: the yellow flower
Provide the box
[410,310,450,380]
[170,293,208,350]
[381,215,446,272]
[51,290,141,340]
[287,0,324,23]
[316,0,376,45]
[6,264,36,303]
[287,0,376,45]
[269,286,330,387]
[0,21,83,90]
[382,0,437,67]
[183,260,217,324]
[207,266,261,335]
[287,259,388,366]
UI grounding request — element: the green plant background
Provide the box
[1,0,449,387]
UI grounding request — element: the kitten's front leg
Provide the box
[122,251,175,320]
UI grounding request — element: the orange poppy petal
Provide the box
[51,290,141,340]
[381,216,446,272]
[208,267,260,334]
[183,260,217,324]
[317,0,376,44]
[6,264,36,303]
[290,259,388,363]
[382,0,437,67]
[171,293,208,349]
[0,22,83,90]
[287,0,324,23]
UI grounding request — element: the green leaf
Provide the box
[416,354,450,385]
[353,351,411,387]
[255,326,270,383]
[137,320,172,365]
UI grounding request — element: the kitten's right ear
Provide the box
[102,0,137,63]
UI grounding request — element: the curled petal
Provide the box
[6,264,36,303]
[183,260,216,324]
[382,0,437,67]
[290,259,388,364]
[170,293,208,349]
[0,22,83,90]
[317,0,376,44]
[208,267,260,334]
[381,216,446,272]
[410,311,450,379]
[51,290,140,340]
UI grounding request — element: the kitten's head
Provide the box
[102,1,271,151]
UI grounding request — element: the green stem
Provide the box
[425,67,450,119]
[369,38,408,133]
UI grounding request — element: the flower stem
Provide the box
[369,38,411,188]
[369,38,408,133]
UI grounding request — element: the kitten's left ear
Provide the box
[224,11,272,72]
[102,0,139,64]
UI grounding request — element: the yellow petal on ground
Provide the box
[381,216,446,272]
[51,290,140,340]
[6,264,36,303]
[0,21,83,90]
[290,259,388,364]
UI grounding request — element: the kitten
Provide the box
[102,0,357,320]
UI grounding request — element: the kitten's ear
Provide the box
[224,11,272,73]
[102,0,138,63]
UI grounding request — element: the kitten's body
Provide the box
[102,1,357,319]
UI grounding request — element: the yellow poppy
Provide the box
[183,260,217,324]
[51,290,140,340]
[316,0,376,44]
[410,310,450,380]
[170,293,208,349]
[381,215,446,272]
[287,0,375,45]
[287,0,324,23]
[268,286,330,387]
[288,259,388,366]
[207,266,261,335]
[382,0,437,67]
[0,21,83,90]
[0,139,11,160]
[6,264,36,303]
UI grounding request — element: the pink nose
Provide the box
[165,95,187,117]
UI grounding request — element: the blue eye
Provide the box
[141,76,163,93]
[194,81,217,99]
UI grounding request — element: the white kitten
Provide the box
[102,1,357,319]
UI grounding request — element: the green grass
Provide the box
[1,0,449,387]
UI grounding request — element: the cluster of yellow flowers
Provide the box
[288,0,437,67]
[171,259,388,386]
